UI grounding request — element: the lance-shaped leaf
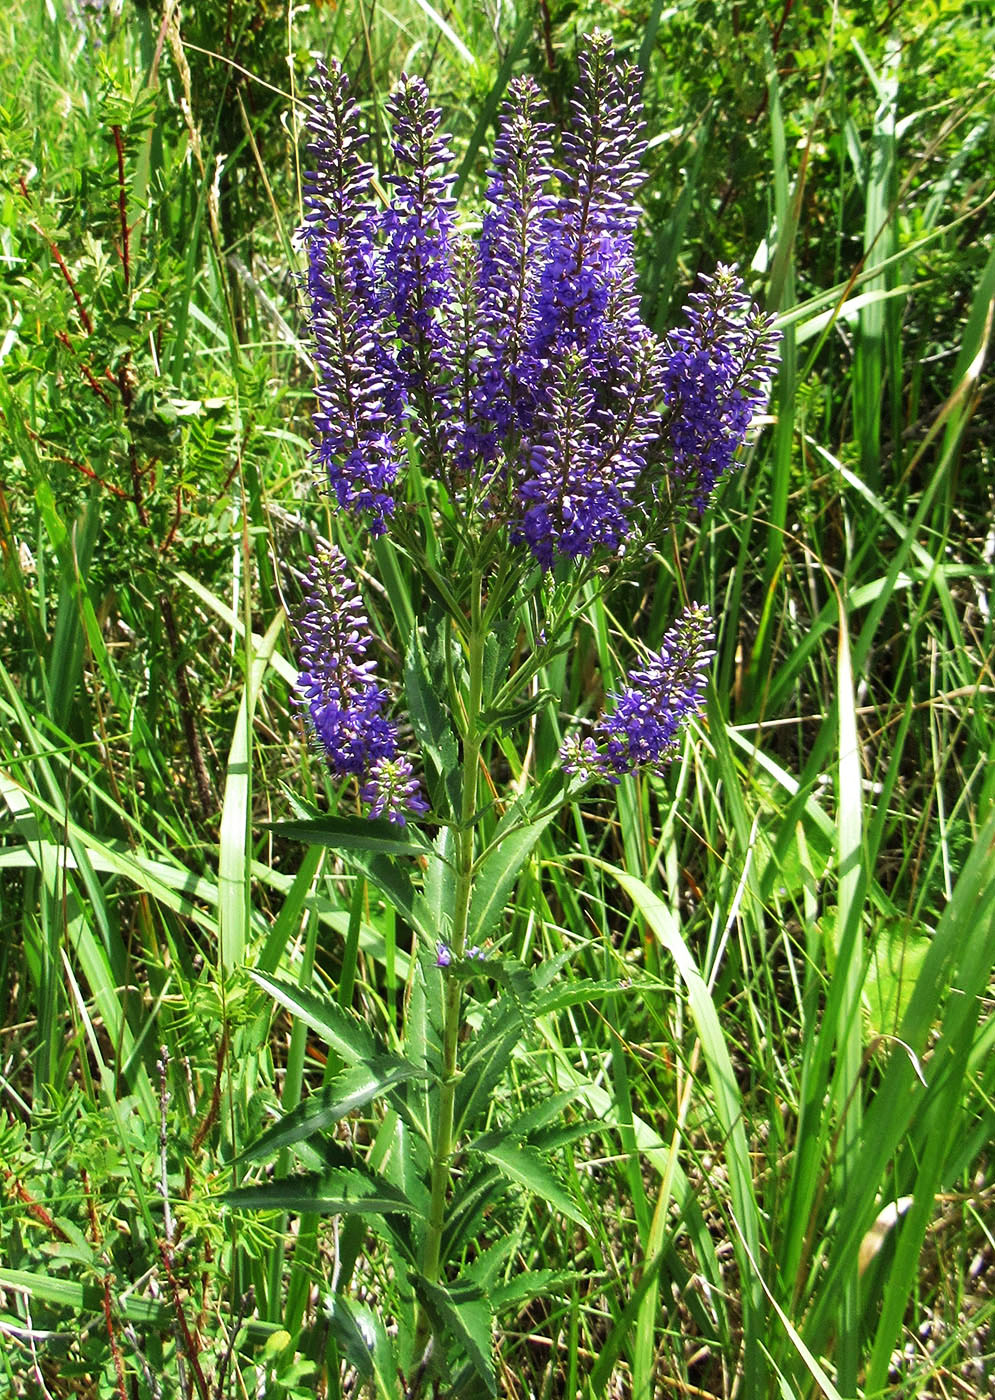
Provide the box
[467,808,554,946]
[270,806,432,857]
[470,1133,588,1228]
[404,622,461,814]
[324,1294,398,1400]
[251,970,378,1062]
[454,1001,525,1136]
[410,1274,495,1397]
[235,1056,423,1165]
[225,1167,423,1220]
[533,978,626,1016]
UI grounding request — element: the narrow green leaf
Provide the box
[468,810,554,946]
[411,1275,495,1396]
[472,1136,587,1229]
[220,608,284,970]
[268,813,430,857]
[236,1057,423,1164]
[250,970,378,1063]
[225,1168,422,1218]
[404,623,459,782]
[489,1270,577,1310]
[324,1295,399,1400]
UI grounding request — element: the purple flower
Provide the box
[435,942,452,967]
[514,353,634,567]
[362,754,430,826]
[661,265,781,511]
[381,75,461,473]
[298,37,779,570]
[293,549,426,824]
[474,76,554,442]
[302,61,403,535]
[561,604,714,783]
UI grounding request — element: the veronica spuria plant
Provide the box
[227,33,778,1396]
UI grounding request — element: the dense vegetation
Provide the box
[1,1,993,1397]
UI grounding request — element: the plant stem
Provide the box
[414,569,485,1356]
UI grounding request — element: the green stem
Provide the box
[414,569,485,1359]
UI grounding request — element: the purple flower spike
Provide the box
[303,61,403,535]
[298,36,779,570]
[561,604,714,783]
[294,549,427,824]
[661,265,781,511]
[382,74,460,470]
[362,753,431,826]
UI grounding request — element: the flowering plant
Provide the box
[229,32,778,1395]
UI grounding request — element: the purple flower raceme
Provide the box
[560,605,714,784]
[302,62,403,534]
[300,35,779,565]
[295,36,779,810]
[293,549,427,824]
[662,264,782,512]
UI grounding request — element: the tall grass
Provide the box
[2,1,994,1397]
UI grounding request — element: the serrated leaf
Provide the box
[250,971,378,1062]
[483,1089,581,1141]
[533,978,625,1016]
[404,625,459,777]
[489,1269,579,1309]
[224,1168,423,1219]
[411,1275,495,1396]
[467,812,554,946]
[424,824,457,939]
[471,1137,587,1228]
[454,1002,524,1134]
[354,850,435,937]
[236,1056,423,1164]
[324,1295,398,1399]
[267,813,429,857]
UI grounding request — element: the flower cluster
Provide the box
[560,605,714,783]
[294,36,778,818]
[300,34,780,566]
[293,549,427,823]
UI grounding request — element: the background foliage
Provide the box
[1,1,993,1396]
